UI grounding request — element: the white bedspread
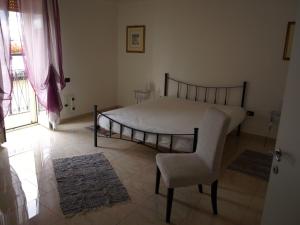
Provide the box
[98,97,246,152]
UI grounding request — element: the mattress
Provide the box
[98,97,246,152]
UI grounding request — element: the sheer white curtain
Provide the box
[0,0,65,138]
[18,0,65,128]
[0,0,11,143]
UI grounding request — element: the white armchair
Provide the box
[155,108,230,223]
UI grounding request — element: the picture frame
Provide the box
[126,25,145,53]
[283,21,296,61]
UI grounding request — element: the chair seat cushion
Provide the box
[156,153,216,188]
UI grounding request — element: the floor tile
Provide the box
[0,115,270,225]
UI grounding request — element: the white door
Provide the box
[261,4,300,225]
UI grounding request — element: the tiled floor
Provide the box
[0,116,274,225]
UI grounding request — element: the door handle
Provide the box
[273,166,279,174]
[274,148,282,162]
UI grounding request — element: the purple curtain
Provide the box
[0,0,12,130]
[18,0,65,126]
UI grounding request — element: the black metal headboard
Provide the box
[164,73,247,108]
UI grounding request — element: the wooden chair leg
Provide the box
[166,188,174,223]
[237,125,241,136]
[155,167,161,194]
[94,105,98,147]
[211,180,218,215]
[198,184,203,193]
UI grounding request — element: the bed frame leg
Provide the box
[237,81,247,137]
[94,105,98,147]
[164,73,169,96]
[193,128,199,152]
[237,125,241,136]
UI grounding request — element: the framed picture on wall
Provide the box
[126,25,145,53]
[283,21,296,60]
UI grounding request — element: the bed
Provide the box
[94,73,247,153]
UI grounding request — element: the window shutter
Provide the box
[8,0,19,12]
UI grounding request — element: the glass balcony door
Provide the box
[4,11,38,129]
[4,74,38,129]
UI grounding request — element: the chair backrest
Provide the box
[196,108,230,177]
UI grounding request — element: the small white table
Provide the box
[134,90,151,104]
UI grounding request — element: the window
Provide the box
[9,11,30,114]
[5,0,38,129]
[9,0,25,81]
[8,0,19,12]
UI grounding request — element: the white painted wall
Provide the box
[117,0,297,136]
[59,0,118,119]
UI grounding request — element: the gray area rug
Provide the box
[228,150,273,181]
[53,153,130,216]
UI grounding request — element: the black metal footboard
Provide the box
[94,105,199,153]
